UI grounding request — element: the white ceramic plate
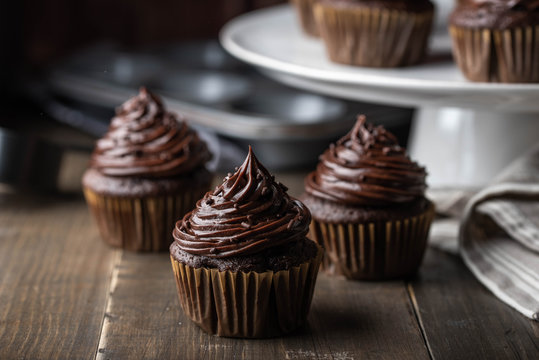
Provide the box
[220,5,539,109]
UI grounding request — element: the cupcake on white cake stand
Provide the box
[220,4,539,187]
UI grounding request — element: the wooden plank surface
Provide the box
[2,170,538,359]
[96,252,429,360]
[409,248,539,360]
[0,192,117,359]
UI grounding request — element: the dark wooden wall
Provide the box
[5,0,286,69]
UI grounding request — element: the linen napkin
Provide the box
[429,143,539,320]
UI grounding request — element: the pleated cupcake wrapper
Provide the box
[170,245,323,338]
[83,187,206,252]
[291,0,320,37]
[450,25,539,83]
[314,5,433,67]
[309,204,435,280]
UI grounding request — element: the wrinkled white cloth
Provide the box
[428,143,539,320]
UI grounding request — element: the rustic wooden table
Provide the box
[1,167,538,360]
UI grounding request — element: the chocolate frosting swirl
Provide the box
[173,147,311,258]
[450,0,539,29]
[305,115,427,207]
[90,87,211,177]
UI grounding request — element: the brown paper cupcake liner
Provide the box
[309,203,435,280]
[170,245,323,338]
[290,0,320,37]
[450,25,539,83]
[314,5,433,67]
[83,187,206,252]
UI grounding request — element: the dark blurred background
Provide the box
[0,0,412,192]
[1,0,284,72]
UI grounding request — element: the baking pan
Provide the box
[44,41,412,169]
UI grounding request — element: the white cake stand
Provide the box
[220,5,539,187]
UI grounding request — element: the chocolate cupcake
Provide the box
[290,0,321,37]
[450,0,539,82]
[301,115,434,280]
[314,0,435,67]
[170,147,323,338]
[83,88,213,252]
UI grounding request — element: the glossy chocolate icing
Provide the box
[304,115,427,207]
[90,88,211,178]
[450,0,539,28]
[173,147,311,258]
[318,0,434,13]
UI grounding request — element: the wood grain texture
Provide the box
[409,248,539,360]
[0,194,117,359]
[2,167,539,359]
[97,250,429,360]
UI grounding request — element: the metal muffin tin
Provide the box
[151,70,253,105]
[46,41,412,169]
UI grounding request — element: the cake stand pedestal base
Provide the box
[409,107,539,187]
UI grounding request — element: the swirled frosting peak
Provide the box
[305,115,427,206]
[90,87,211,177]
[173,146,311,258]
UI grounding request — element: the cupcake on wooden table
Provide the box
[170,146,323,338]
[83,88,213,252]
[301,115,434,280]
[450,0,539,82]
[314,0,435,67]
